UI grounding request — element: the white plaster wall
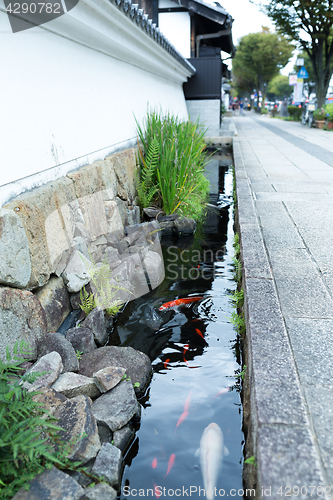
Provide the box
[0,0,193,206]
[186,100,221,137]
[159,0,191,59]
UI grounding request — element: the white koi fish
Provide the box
[197,423,229,500]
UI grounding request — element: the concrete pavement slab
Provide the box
[233,115,333,495]
[258,425,326,499]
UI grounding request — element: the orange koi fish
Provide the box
[184,390,192,412]
[183,344,189,365]
[153,483,162,498]
[195,328,204,339]
[163,358,170,370]
[214,387,230,398]
[152,456,158,469]
[159,297,203,311]
[176,410,189,428]
[164,454,176,478]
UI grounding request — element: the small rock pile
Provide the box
[61,219,164,297]
[13,331,152,500]
[143,208,196,237]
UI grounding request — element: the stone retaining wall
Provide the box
[0,147,150,361]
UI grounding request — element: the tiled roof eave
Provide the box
[110,0,196,75]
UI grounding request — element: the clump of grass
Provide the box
[136,110,210,221]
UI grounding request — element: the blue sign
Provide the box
[297,66,309,79]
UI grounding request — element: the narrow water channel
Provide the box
[112,150,244,499]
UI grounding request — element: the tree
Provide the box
[267,74,292,100]
[261,0,333,107]
[232,30,293,109]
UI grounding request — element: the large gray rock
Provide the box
[62,251,91,293]
[38,332,79,372]
[93,366,126,393]
[159,220,174,236]
[0,208,31,288]
[127,205,140,226]
[143,250,164,288]
[12,466,84,500]
[113,424,135,453]
[35,275,71,332]
[92,379,138,432]
[52,395,101,464]
[78,346,152,396]
[4,176,77,289]
[174,216,196,236]
[66,327,97,354]
[0,286,47,362]
[81,307,108,346]
[31,387,67,412]
[97,423,112,444]
[22,351,63,391]
[104,247,121,270]
[91,442,122,487]
[80,482,117,500]
[52,372,101,399]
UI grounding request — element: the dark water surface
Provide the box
[113,157,244,499]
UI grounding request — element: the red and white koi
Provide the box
[159,297,203,311]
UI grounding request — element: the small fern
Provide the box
[79,287,96,316]
[0,342,65,499]
[79,256,131,316]
[136,137,159,208]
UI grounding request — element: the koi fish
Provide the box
[176,410,189,429]
[153,483,161,498]
[195,328,204,339]
[164,454,176,478]
[184,390,192,412]
[159,296,203,311]
[152,456,158,469]
[214,388,230,398]
[197,423,229,500]
[163,358,170,370]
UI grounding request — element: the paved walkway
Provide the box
[232,114,333,499]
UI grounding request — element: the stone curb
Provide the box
[233,137,327,498]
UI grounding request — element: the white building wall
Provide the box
[0,0,193,206]
[159,0,191,59]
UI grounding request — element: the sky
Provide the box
[217,0,296,75]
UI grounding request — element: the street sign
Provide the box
[297,66,309,79]
[289,74,297,85]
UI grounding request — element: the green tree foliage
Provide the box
[267,74,292,99]
[261,0,333,107]
[232,30,293,108]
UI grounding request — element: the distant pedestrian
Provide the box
[239,99,244,115]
